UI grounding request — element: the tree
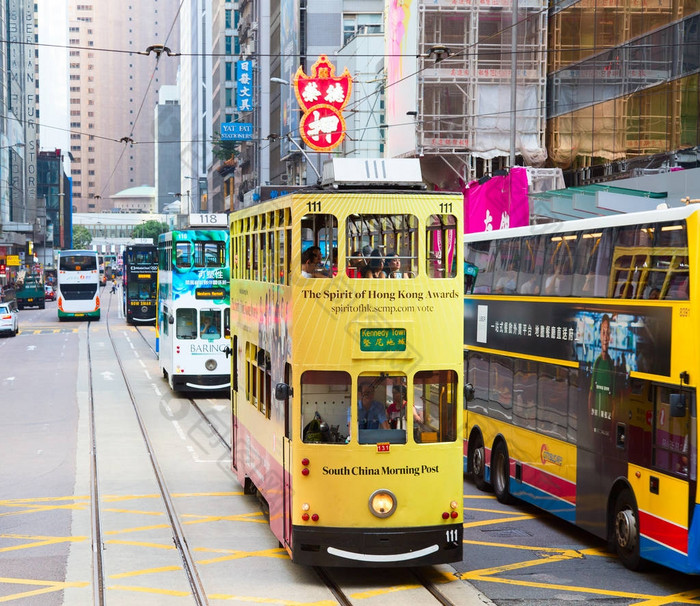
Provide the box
[211,133,240,163]
[72,225,92,249]
[132,220,169,244]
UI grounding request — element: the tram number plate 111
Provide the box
[360,328,406,352]
[377,442,390,453]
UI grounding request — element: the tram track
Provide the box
[87,294,210,606]
[125,310,463,605]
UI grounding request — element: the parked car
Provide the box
[0,301,19,336]
[44,284,56,301]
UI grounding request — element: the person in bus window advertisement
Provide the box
[588,313,615,437]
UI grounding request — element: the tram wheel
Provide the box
[613,489,645,571]
[491,441,512,504]
[469,434,488,491]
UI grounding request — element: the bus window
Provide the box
[537,364,569,441]
[516,236,546,295]
[414,370,458,443]
[300,371,350,444]
[492,239,519,294]
[572,230,612,297]
[427,214,457,278]
[176,308,197,339]
[543,234,575,296]
[513,359,537,431]
[654,387,693,477]
[468,240,496,293]
[200,309,221,339]
[489,355,513,421]
[466,351,489,415]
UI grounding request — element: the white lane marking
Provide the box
[153,385,162,396]
[101,371,115,381]
[144,371,152,380]
[138,360,146,368]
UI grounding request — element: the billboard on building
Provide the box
[384,0,418,158]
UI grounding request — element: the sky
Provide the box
[37,0,69,155]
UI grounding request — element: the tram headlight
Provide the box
[368,489,397,519]
[205,359,218,371]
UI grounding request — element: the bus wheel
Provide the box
[469,435,488,491]
[613,489,644,570]
[492,441,512,504]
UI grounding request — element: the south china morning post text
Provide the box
[322,464,440,476]
[302,287,460,315]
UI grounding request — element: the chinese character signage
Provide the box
[236,61,253,112]
[293,55,352,152]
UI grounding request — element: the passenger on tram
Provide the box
[368,249,386,278]
[386,384,422,429]
[384,252,404,278]
[301,246,323,278]
[355,382,389,430]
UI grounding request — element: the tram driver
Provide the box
[353,382,390,430]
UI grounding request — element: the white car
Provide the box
[0,301,19,336]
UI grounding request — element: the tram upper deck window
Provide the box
[194,241,225,267]
[346,213,418,278]
[301,371,351,444]
[175,242,191,268]
[301,213,337,279]
[427,214,457,278]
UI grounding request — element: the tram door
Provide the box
[230,335,239,471]
[282,365,293,547]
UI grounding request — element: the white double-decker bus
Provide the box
[57,250,101,321]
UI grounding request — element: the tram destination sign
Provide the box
[360,328,406,352]
[196,288,227,300]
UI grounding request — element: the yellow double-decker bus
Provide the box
[229,159,464,566]
[464,204,699,573]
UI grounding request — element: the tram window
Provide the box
[414,370,458,443]
[346,213,418,278]
[176,308,197,339]
[175,242,191,268]
[427,214,457,278]
[355,374,407,444]
[301,214,338,279]
[194,241,225,268]
[300,371,351,444]
[200,309,221,339]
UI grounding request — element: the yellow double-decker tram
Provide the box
[229,159,464,566]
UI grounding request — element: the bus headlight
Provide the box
[369,489,397,518]
[205,359,218,371]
